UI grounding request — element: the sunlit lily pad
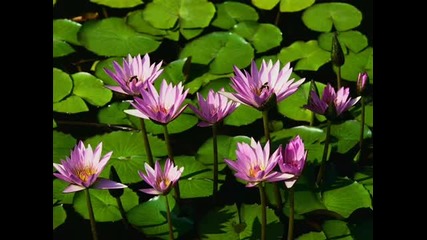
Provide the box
[212,1,259,29]
[278,40,330,71]
[53,131,76,170]
[142,0,215,29]
[53,204,67,229]
[318,30,369,54]
[142,113,198,135]
[53,68,73,102]
[85,131,167,183]
[53,178,76,204]
[280,0,315,12]
[179,32,254,74]
[98,101,135,126]
[158,58,188,85]
[302,3,363,32]
[90,0,143,8]
[223,104,262,126]
[78,17,161,56]
[53,95,89,113]
[126,9,167,36]
[93,57,124,85]
[251,0,279,10]
[232,21,282,53]
[73,188,139,222]
[339,47,373,83]
[196,135,251,171]
[53,19,82,46]
[53,40,75,57]
[185,72,233,94]
[72,72,112,107]
[199,203,282,239]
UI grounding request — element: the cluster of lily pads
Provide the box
[53,0,373,239]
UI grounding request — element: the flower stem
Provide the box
[115,196,130,230]
[85,188,98,240]
[258,184,267,240]
[212,123,219,201]
[316,120,332,187]
[358,97,365,162]
[337,66,342,89]
[163,124,181,201]
[262,110,283,210]
[140,119,154,166]
[165,194,174,240]
[287,187,295,240]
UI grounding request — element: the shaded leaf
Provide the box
[212,1,259,29]
[78,17,161,56]
[338,47,373,83]
[53,178,76,204]
[356,102,373,127]
[53,40,75,57]
[158,58,187,85]
[53,68,73,102]
[185,72,233,94]
[179,32,254,74]
[72,72,112,107]
[296,231,326,240]
[330,120,372,154]
[73,188,139,222]
[318,30,369,54]
[302,3,363,32]
[278,40,330,71]
[232,21,282,53]
[53,204,67,229]
[322,220,353,239]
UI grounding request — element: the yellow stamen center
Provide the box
[249,165,262,178]
[74,167,97,182]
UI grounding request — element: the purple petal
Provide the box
[63,184,86,193]
[124,109,149,119]
[92,179,127,190]
[140,188,162,195]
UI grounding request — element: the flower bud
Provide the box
[357,72,369,96]
[331,32,345,67]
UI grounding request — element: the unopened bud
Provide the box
[331,32,345,67]
[357,72,369,96]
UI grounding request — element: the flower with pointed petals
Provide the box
[189,88,240,127]
[357,72,369,96]
[53,141,127,193]
[219,60,305,111]
[278,135,307,188]
[124,79,189,125]
[138,158,184,195]
[304,83,360,119]
[224,138,294,187]
[104,54,163,96]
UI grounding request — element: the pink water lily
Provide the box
[104,54,163,96]
[124,79,189,125]
[220,60,305,110]
[304,83,360,117]
[224,138,294,187]
[357,72,369,96]
[138,158,184,195]
[278,135,307,188]
[189,88,240,127]
[53,141,127,193]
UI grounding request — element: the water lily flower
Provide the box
[138,158,184,195]
[124,79,189,125]
[104,54,163,96]
[189,88,240,127]
[220,60,305,111]
[224,138,295,187]
[304,83,360,118]
[278,135,308,188]
[53,141,127,193]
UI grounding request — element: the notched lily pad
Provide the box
[278,40,330,71]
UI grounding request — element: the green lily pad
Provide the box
[356,102,373,127]
[73,188,139,222]
[296,231,326,240]
[212,1,259,29]
[323,220,353,239]
[180,28,204,40]
[251,0,279,10]
[53,68,73,103]
[142,113,198,135]
[142,0,215,29]
[72,72,112,107]
[302,3,363,32]
[197,77,235,97]
[278,81,326,122]
[354,167,373,197]
[322,179,372,218]
[174,156,224,198]
[338,47,373,83]
[98,101,135,126]
[280,0,315,12]
[53,130,77,170]
[318,31,369,54]
[199,203,283,239]
[78,17,161,57]
[185,72,233,94]
[93,57,124,85]
[158,58,187,85]
[53,178,76,204]
[53,95,89,113]
[53,19,82,46]
[223,104,261,126]
[53,40,75,58]
[84,131,167,183]
[126,9,167,36]
[53,204,67,229]
[330,120,372,154]
[278,40,331,71]
[90,0,143,8]
[53,119,57,128]
[196,135,252,171]
[179,32,254,74]
[232,21,282,53]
